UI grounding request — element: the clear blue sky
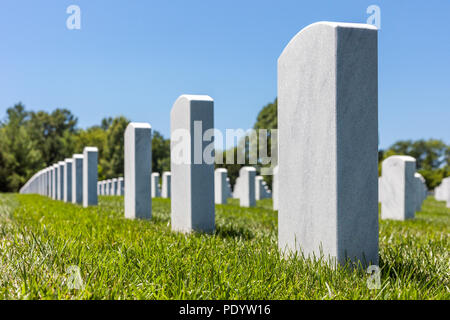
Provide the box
[0,0,448,149]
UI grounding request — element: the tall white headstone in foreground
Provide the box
[151,173,161,198]
[83,147,98,207]
[72,154,83,204]
[161,172,171,198]
[278,22,379,267]
[215,168,228,204]
[381,155,416,220]
[64,158,73,203]
[124,122,152,219]
[238,167,256,207]
[170,95,215,233]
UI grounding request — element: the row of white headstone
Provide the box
[98,178,124,196]
[378,155,429,220]
[98,173,172,198]
[230,167,273,206]
[20,21,405,268]
[434,177,450,207]
[20,147,99,207]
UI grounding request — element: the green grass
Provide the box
[0,193,448,299]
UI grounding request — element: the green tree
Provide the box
[0,103,42,192]
[152,131,170,174]
[27,108,78,166]
[101,116,130,178]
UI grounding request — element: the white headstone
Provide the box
[72,154,83,204]
[124,122,152,219]
[118,177,124,196]
[215,168,228,204]
[49,167,53,198]
[161,172,171,198]
[52,164,58,200]
[442,177,450,208]
[112,178,118,196]
[170,95,215,233]
[57,161,65,201]
[83,147,98,207]
[238,167,256,207]
[151,173,161,198]
[64,158,73,203]
[381,155,417,220]
[278,22,379,266]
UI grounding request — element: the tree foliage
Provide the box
[0,103,171,192]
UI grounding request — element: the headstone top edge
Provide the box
[83,146,99,152]
[384,155,416,163]
[278,21,377,62]
[176,94,214,103]
[128,122,152,129]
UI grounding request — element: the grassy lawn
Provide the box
[0,193,448,299]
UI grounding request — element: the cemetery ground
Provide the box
[0,194,448,300]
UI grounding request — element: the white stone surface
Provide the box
[232,177,241,199]
[442,177,450,208]
[57,161,65,201]
[215,168,228,204]
[106,179,112,196]
[124,122,152,219]
[278,21,379,266]
[52,164,58,200]
[161,172,171,198]
[238,167,256,207]
[49,167,54,198]
[414,173,427,212]
[151,173,161,198]
[170,95,215,233]
[64,158,73,203]
[112,178,118,196]
[380,155,417,220]
[72,154,83,204]
[272,166,279,211]
[118,177,124,196]
[83,147,98,207]
[255,176,263,201]
[226,178,232,199]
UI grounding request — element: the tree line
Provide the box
[1,100,449,192]
[0,103,169,192]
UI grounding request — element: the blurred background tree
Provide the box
[0,103,172,192]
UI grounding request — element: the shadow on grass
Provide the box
[215,224,255,240]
